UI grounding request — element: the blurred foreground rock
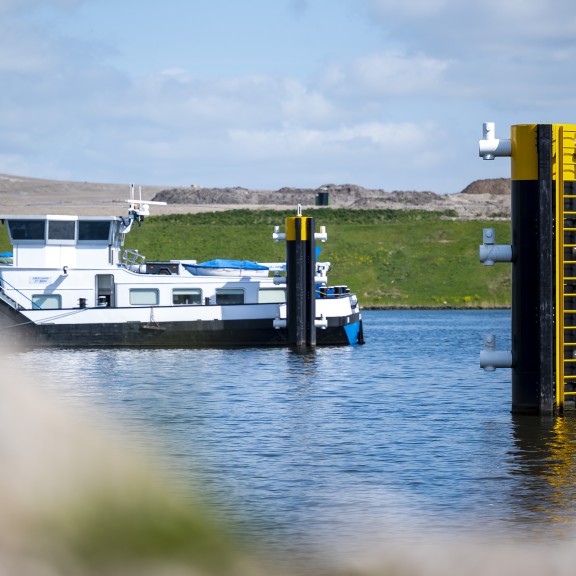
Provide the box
[0,339,263,576]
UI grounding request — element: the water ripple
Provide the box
[16,310,576,557]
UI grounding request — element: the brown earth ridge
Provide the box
[0,173,511,219]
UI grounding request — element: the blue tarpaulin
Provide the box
[183,259,268,272]
[193,259,267,270]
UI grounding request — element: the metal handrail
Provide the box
[0,276,41,309]
[121,248,146,267]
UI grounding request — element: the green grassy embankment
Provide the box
[0,209,511,308]
[124,209,511,309]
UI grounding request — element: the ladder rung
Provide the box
[564,359,576,362]
[564,375,576,379]
[564,391,576,395]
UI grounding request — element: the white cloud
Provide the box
[0,26,52,72]
[363,0,576,114]
[369,0,576,53]
[229,121,433,159]
[322,51,450,98]
[280,80,335,125]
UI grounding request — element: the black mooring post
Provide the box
[537,124,555,415]
[510,124,554,414]
[305,216,317,347]
[511,177,540,414]
[286,214,316,347]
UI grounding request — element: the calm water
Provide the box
[15,310,576,559]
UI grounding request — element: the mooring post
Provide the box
[305,216,317,347]
[507,124,556,414]
[536,125,555,414]
[285,209,317,347]
[479,122,576,415]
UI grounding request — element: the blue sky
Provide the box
[1,0,575,193]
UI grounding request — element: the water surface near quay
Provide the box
[17,310,576,560]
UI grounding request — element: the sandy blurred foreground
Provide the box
[2,336,576,576]
[0,337,263,576]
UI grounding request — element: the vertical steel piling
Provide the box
[286,213,317,347]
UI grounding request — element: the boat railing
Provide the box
[121,249,146,268]
[0,289,21,311]
[317,285,354,298]
[259,262,286,274]
[0,276,38,310]
[260,261,331,276]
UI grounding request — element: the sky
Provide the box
[1,0,576,194]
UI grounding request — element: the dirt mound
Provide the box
[151,180,511,219]
[460,178,510,195]
[153,183,381,207]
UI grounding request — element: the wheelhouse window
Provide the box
[5,217,116,244]
[32,294,61,309]
[172,288,202,305]
[129,288,159,305]
[8,220,46,241]
[215,288,244,305]
[78,221,112,242]
[48,220,76,240]
[258,288,286,303]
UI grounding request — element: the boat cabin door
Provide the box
[96,274,115,307]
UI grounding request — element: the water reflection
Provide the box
[286,347,320,384]
[508,414,576,537]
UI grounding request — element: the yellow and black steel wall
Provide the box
[494,124,576,414]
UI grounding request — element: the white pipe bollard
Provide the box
[479,122,512,160]
[272,225,286,242]
[273,318,287,329]
[480,334,512,371]
[479,228,513,266]
[314,226,328,243]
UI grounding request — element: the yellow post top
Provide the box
[511,124,537,181]
[286,215,311,241]
[511,123,576,181]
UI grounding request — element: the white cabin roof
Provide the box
[0,214,129,268]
